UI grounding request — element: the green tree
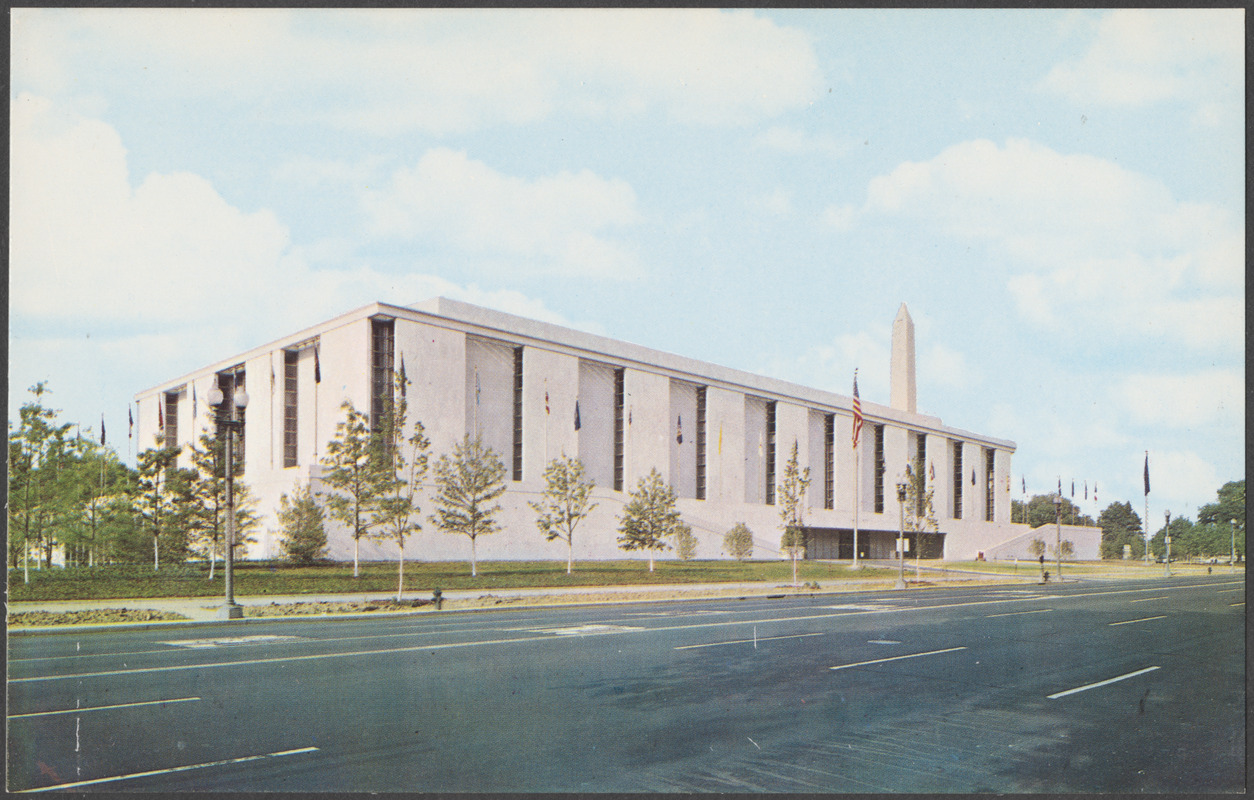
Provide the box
[672,523,697,561]
[617,468,683,572]
[277,485,328,565]
[1055,540,1075,561]
[430,435,507,578]
[1023,493,1087,529]
[723,522,754,561]
[370,370,431,600]
[322,400,388,578]
[529,455,598,574]
[188,430,259,579]
[904,456,940,557]
[1027,538,1046,559]
[1098,501,1144,560]
[134,435,192,570]
[9,383,74,578]
[778,441,811,587]
[1197,480,1245,527]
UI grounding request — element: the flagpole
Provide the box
[853,444,860,569]
[1144,452,1151,566]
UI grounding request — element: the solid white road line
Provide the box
[674,632,825,650]
[1230,602,1245,607]
[983,609,1052,618]
[1129,596,1171,603]
[1047,666,1159,700]
[8,697,200,719]
[829,646,967,671]
[1108,615,1167,626]
[16,746,319,793]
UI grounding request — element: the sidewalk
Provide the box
[6,568,1035,629]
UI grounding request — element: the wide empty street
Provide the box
[7,574,1245,793]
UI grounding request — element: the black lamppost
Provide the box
[1052,493,1062,583]
[895,479,908,590]
[1163,510,1171,578]
[208,383,248,620]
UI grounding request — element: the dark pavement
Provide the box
[7,574,1244,792]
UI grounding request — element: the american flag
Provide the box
[852,370,863,449]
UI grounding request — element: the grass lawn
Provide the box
[8,559,902,602]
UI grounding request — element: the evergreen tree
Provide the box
[672,523,697,561]
[617,468,683,572]
[723,522,754,561]
[529,455,598,574]
[430,435,507,578]
[278,485,328,565]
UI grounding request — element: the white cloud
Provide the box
[1114,370,1244,430]
[363,148,642,278]
[1040,9,1243,115]
[9,94,600,435]
[750,189,793,218]
[15,8,822,135]
[759,329,890,403]
[862,138,1244,349]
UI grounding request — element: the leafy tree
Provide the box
[617,468,684,572]
[135,437,196,570]
[723,522,754,561]
[1027,538,1046,559]
[1197,480,1245,528]
[430,435,507,578]
[322,400,388,578]
[672,523,697,561]
[1098,501,1144,560]
[529,455,598,575]
[778,441,811,587]
[278,485,328,565]
[1023,493,1089,529]
[904,456,940,557]
[189,430,259,579]
[9,383,74,578]
[370,370,431,600]
[1054,540,1074,561]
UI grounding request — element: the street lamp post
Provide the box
[208,383,248,620]
[1232,519,1238,572]
[1053,493,1062,583]
[1163,510,1171,578]
[895,479,907,590]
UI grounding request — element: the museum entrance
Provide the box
[803,527,946,560]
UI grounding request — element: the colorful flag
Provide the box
[971,468,976,485]
[314,346,322,383]
[627,406,632,427]
[129,407,134,439]
[1071,480,1075,498]
[544,390,550,415]
[574,400,581,431]
[1057,477,1062,495]
[676,415,683,444]
[718,424,723,456]
[1022,476,1026,494]
[1084,480,1088,500]
[1094,483,1098,505]
[193,382,199,419]
[851,370,863,449]
[475,370,480,406]
[399,355,407,397]
[100,415,106,446]
[158,401,164,432]
[1143,452,1150,495]
[928,461,935,481]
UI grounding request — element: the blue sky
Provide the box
[10,8,1244,526]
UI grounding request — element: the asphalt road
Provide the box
[7,574,1245,793]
